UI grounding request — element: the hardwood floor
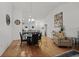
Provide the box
[2,37,72,57]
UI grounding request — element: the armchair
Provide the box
[53,32,73,47]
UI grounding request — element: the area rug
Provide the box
[56,49,79,57]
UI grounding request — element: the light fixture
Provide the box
[28,3,35,22]
[28,16,35,22]
[28,18,31,22]
[31,18,35,22]
[28,18,35,22]
[36,23,37,27]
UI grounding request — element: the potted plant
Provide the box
[61,26,64,32]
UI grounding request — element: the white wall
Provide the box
[45,3,79,38]
[12,8,23,40]
[43,16,54,38]
[0,3,13,56]
[12,5,46,40]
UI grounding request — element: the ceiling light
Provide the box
[28,19,31,22]
[31,19,35,22]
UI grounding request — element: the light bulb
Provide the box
[28,19,31,22]
[31,19,35,22]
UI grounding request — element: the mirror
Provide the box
[14,19,20,25]
[6,14,10,25]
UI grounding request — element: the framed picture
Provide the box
[54,12,63,27]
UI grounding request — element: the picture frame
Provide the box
[14,19,20,25]
[54,12,63,28]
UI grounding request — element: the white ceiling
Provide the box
[13,2,64,19]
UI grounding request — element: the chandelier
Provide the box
[28,2,35,22]
[28,16,35,22]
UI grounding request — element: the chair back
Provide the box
[19,32,23,41]
[32,33,39,44]
[38,32,42,40]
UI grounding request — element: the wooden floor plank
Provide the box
[2,37,71,57]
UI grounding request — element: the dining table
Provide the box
[22,30,42,45]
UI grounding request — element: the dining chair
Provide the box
[38,33,42,46]
[19,32,27,45]
[27,33,32,45]
[32,32,39,45]
[38,33,42,40]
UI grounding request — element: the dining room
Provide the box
[1,2,79,57]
